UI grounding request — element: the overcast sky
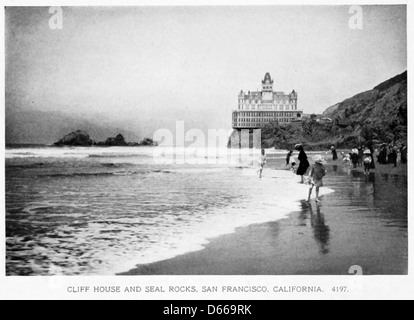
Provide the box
[6,5,407,133]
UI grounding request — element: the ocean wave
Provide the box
[35,169,174,178]
[88,154,152,158]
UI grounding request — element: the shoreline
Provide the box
[119,162,407,276]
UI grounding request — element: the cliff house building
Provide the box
[232,73,303,129]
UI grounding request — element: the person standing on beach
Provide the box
[387,144,395,165]
[330,146,338,161]
[358,145,364,167]
[392,146,398,167]
[257,149,267,178]
[286,150,293,167]
[363,149,372,175]
[401,144,407,164]
[351,147,359,168]
[367,143,376,169]
[306,155,326,202]
[295,144,310,183]
[377,144,387,164]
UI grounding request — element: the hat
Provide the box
[314,155,325,164]
[363,149,371,154]
[331,146,335,150]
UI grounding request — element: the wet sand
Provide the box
[120,161,408,275]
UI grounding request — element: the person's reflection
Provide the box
[364,172,376,207]
[309,203,330,255]
[298,200,310,227]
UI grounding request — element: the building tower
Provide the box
[261,73,273,101]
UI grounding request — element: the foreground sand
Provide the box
[119,161,407,275]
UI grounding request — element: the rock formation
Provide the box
[54,130,93,146]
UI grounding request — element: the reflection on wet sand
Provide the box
[298,200,330,255]
[309,203,330,255]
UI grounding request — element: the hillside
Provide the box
[255,71,407,150]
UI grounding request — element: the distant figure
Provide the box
[286,150,293,166]
[341,152,351,165]
[401,144,407,164]
[367,143,376,169]
[290,157,297,173]
[330,146,338,161]
[351,147,359,168]
[377,144,387,164]
[257,149,267,178]
[286,150,297,173]
[392,146,398,167]
[363,149,372,175]
[306,155,326,202]
[295,144,310,183]
[397,146,401,164]
[358,145,364,167]
[387,144,395,165]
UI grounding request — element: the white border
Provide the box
[1,0,412,300]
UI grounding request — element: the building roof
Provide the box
[262,72,274,84]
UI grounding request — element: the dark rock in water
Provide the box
[54,130,93,146]
[140,137,157,146]
[127,142,141,146]
[56,131,157,147]
[103,134,128,146]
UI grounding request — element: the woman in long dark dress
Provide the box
[377,144,387,164]
[330,146,338,161]
[295,144,310,183]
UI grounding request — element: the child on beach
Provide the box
[285,150,297,172]
[286,150,293,166]
[257,149,266,178]
[306,155,326,202]
[290,156,297,173]
[363,149,372,174]
[341,152,351,165]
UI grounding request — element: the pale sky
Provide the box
[5,5,407,134]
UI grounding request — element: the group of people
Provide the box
[259,144,326,202]
[377,143,407,167]
[257,140,407,203]
[339,143,407,169]
[341,145,376,175]
[340,145,376,170]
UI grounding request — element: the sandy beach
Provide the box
[120,159,407,275]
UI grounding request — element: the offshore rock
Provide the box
[54,130,93,146]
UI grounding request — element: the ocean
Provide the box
[6,146,333,275]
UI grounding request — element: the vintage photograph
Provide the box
[4,5,407,279]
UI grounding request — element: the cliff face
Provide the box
[252,71,407,150]
[328,71,407,139]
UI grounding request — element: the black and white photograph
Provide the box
[1,0,412,300]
